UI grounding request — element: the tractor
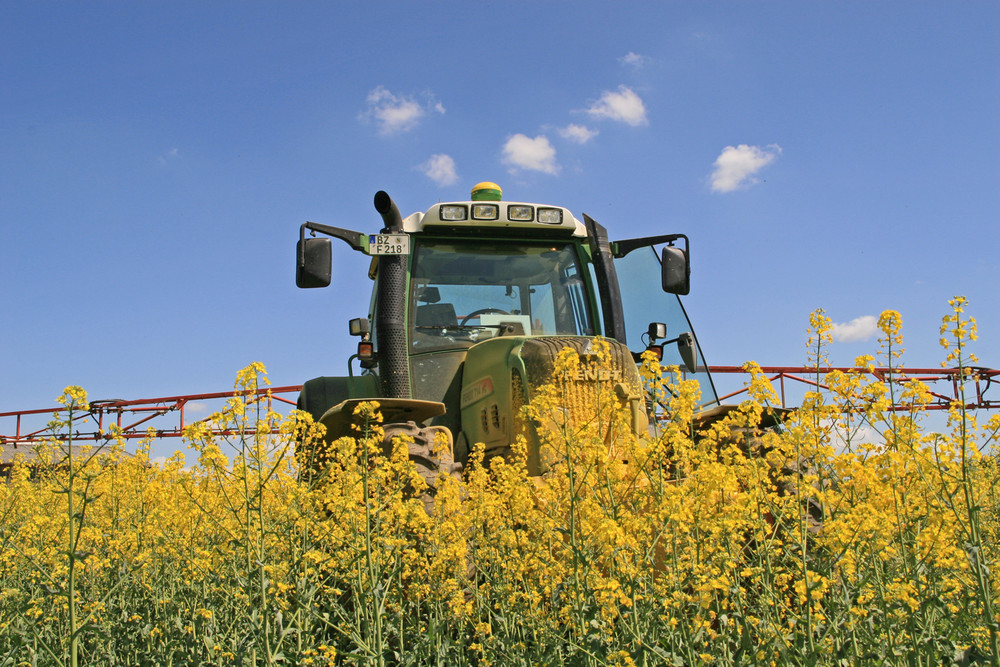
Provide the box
[294,182,718,486]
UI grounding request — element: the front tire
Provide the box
[382,421,463,514]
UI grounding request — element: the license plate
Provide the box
[368,234,409,255]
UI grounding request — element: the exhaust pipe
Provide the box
[374,190,403,232]
[373,191,410,398]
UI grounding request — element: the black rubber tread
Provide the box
[382,421,463,514]
[721,425,825,533]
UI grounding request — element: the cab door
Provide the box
[584,215,718,406]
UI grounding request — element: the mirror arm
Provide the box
[661,332,698,374]
[300,221,367,253]
[613,233,688,259]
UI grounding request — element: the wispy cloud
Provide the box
[619,52,649,69]
[502,134,559,175]
[827,422,878,452]
[558,124,598,144]
[709,144,782,193]
[184,401,211,415]
[157,147,180,165]
[585,86,648,126]
[831,315,878,343]
[419,154,458,186]
[361,86,444,135]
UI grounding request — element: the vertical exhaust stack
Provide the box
[373,191,411,398]
[374,190,403,233]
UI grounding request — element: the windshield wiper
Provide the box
[415,324,502,331]
[415,323,524,335]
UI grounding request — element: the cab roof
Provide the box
[402,200,587,237]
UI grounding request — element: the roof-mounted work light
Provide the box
[440,205,468,221]
[472,203,499,220]
[537,207,563,224]
[508,205,533,221]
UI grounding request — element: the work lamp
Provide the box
[537,207,563,224]
[440,205,468,221]
[472,204,499,220]
[508,205,533,221]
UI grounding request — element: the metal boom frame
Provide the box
[1,367,996,449]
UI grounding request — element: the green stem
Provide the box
[66,404,79,667]
[952,331,999,661]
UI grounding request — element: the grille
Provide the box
[519,337,642,431]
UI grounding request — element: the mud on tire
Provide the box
[382,421,463,514]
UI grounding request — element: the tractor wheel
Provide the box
[739,426,825,534]
[382,421,463,514]
[694,407,824,533]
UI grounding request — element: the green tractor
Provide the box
[294,182,718,485]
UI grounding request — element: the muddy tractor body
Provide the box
[294,183,716,477]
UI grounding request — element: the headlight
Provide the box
[508,205,533,221]
[472,204,499,220]
[537,208,563,224]
[440,205,468,221]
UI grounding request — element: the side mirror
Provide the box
[296,237,332,288]
[677,332,697,374]
[349,317,370,337]
[661,246,689,295]
[644,323,698,374]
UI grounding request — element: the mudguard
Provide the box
[318,398,445,442]
[296,374,379,424]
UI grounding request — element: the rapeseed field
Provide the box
[1,298,996,666]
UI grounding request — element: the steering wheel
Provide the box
[460,308,510,326]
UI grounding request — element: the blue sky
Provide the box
[2,2,998,451]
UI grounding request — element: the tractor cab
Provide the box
[295,182,717,473]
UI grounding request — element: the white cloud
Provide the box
[827,421,879,453]
[558,124,598,144]
[184,400,211,415]
[709,144,782,192]
[361,86,443,135]
[157,147,179,165]
[831,315,878,343]
[419,154,458,186]
[585,86,648,126]
[502,134,559,175]
[619,52,649,69]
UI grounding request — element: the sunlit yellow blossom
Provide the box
[1,317,997,665]
[57,385,89,411]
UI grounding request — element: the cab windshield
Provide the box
[410,240,595,351]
